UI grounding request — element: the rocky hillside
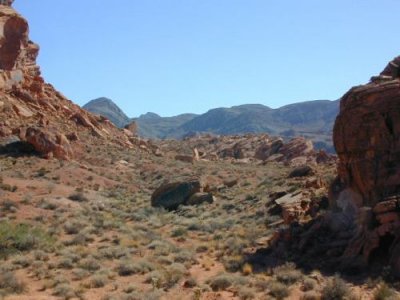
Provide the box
[83,99,338,151]
[83,97,130,128]
[0,4,138,160]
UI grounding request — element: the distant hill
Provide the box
[82,98,339,151]
[133,113,198,138]
[83,97,130,128]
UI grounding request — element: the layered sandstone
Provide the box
[331,56,400,274]
[0,4,135,159]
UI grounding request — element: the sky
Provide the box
[14,1,400,117]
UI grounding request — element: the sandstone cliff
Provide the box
[0,2,135,159]
[266,56,400,278]
[331,56,400,274]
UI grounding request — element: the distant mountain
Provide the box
[133,113,198,138]
[82,98,339,151]
[83,97,130,128]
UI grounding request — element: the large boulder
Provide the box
[279,137,314,161]
[151,179,201,210]
[23,127,74,160]
[254,138,283,160]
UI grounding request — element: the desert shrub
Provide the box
[57,258,74,269]
[99,246,129,260]
[254,279,270,292]
[33,250,49,261]
[223,255,244,272]
[223,236,246,255]
[147,240,175,256]
[117,259,155,276]
[268,280,290,299]
[238,286,255,299]
[64,233,91,246]
[1,199,18,212]
[0,271,26,295]
[36,167,48,177]
[52,283,76,299]
[90,274,108,288]
[183,277,197,288]
[123,285,137,293]
[0,221,55,258]
[0,183,17,192]
[68,192,88,202]
[207,274,235,291]
[303,277,317,291]
[302,291,321,300]
[12,255,32,268]
[273,262,303,285]
[39,201,58,210]
[79,257,101,272]
[373,282,397,300]
[145,263,186,290]
[171,227,187,237]
[174,249,196,265]
[63,221,84,235]
[196,245,208,253]
[321,275,352,300]
[72,268,90,281]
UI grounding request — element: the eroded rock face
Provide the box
[267,57,400,277]
[333,78,400,206]
[332,63,400,274]
[0,5,136,159]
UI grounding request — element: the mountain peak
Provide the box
[139,112,161,119]
[83,97,130,128]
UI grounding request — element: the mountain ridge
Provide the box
[82,98,339,151]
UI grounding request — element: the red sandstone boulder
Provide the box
[24,127,73,160]
[254,138,283,160]
[279,137,314,161]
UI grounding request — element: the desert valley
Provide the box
[1,1,400,300]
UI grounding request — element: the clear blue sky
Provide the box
[14,1,400,117]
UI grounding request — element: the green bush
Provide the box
[0,221,55,258]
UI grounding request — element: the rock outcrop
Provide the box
[330,56,400,275]
[159,134,334,166]
[267,56,400,277]
[0,4,135,159]
[262,57,400,277]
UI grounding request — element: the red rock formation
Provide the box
[266,56,400,277]
[0,4,134,159]
[332,63,400,274]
